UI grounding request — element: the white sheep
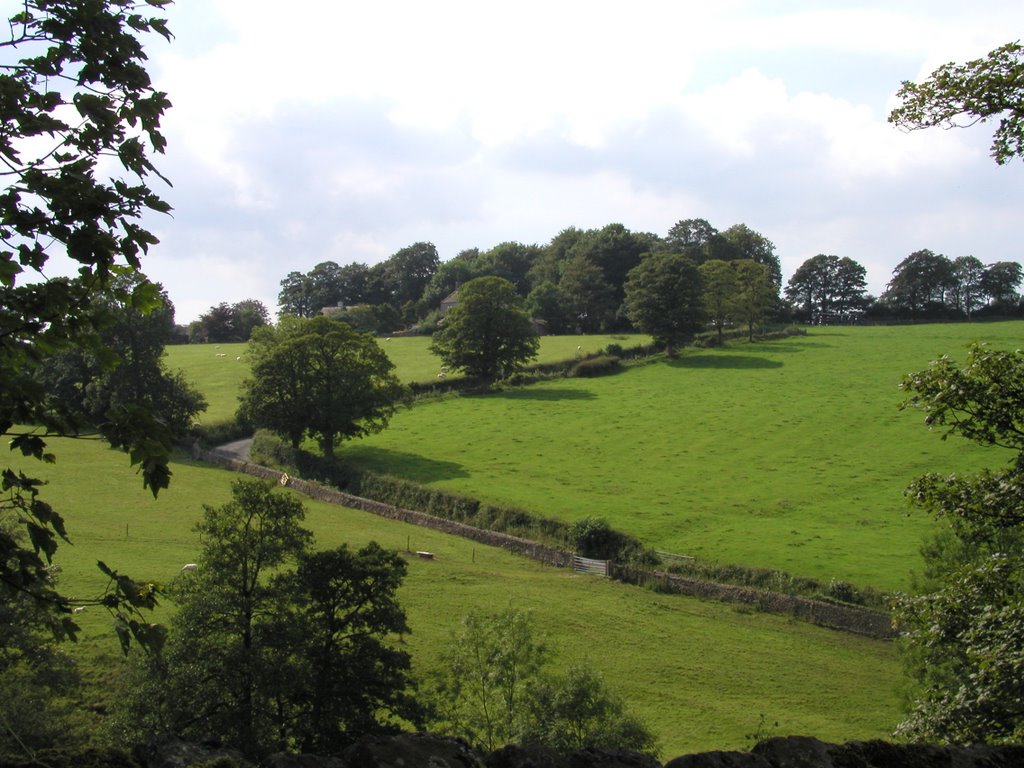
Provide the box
[72,606,87,614]
[180,563,198,572]
[437,372,446,379]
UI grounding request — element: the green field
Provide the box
[24,437,900,758]
[336,323,1023,592]
[166,334,650,424]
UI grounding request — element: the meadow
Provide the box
[330,323,1023,592]
[169,324,1023,591]
[168,333,648,424]
[24,436,900,758]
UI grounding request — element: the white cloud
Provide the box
[12,0,1022,320]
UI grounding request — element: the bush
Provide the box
[249,429,299,469]
[571,355,621,378]
[191,418,249,447]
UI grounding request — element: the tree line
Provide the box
[264,225,1021,342]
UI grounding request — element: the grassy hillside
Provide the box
[21,438,900,758]
[166,333,648,424]
[337,323,1023,591]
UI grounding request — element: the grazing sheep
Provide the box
[72,606,86,614]
[437,372,446,379]
[180,563,198,572]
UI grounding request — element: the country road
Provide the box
[211,437,253,462]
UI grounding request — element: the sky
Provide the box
[26,2,1024,322]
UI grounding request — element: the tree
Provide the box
[721,223,782,287]
[665,218,717,256]
[0,0,174,652]
[0,524,83,757]
[191,299,271,342]
[981,261,1023,306]
[785,254,868,324]
[558,254,616,333]
[381,241,440,309]
[430,607,548,753]
[36,275,206,438]
[118,480,419,758]
[521,665,658,757]
[240,316,405,458]
[733,259,777,340]
[429,276,539,382]
[477,241,542,296]
[950,256,987,318]
[268,543,420,753]
[889,42,1024,165]
[429,608,655,758]
[623,252,705,356]
[882,249,954,316]
[698,259,737,346]
[278,270,316,317]
[526,280,571,335]
[895,344,1024,744]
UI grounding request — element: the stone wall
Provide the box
[192,446,893,638]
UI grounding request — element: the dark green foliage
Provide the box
[0,0,176,655]
[568,517,622,560]
[623,252,705,355]
[521,664,659,758]
[895,344,1024,743]
[117,480,419,758]
[239,316,406,458]
[0,535,84,758]
[190,300,270,343]
[428,608,656,757]
[430,276,540,382]
[0,747,140,768]
[570,355,621,378]
[36,275,207,439]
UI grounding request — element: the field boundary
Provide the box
[192,444,896,639]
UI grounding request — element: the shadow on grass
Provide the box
[670,354,784,370]
[340,447,470,483]
[489,387,597,401]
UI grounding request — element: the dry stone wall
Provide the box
[193,445,894,638]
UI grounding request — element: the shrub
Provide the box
[192,418,249,447]
[571,355,621,378]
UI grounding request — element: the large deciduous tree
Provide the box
[982,261,1023,306]
[889,42,1024,165]
[623,252,705,356]
[191,299,271,342]
[785,254,868,324]
[895,344,1024,744]
[882,249,954,317]
[430,276,539,382]
[239,316,405,458]
[0,0,174,651]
